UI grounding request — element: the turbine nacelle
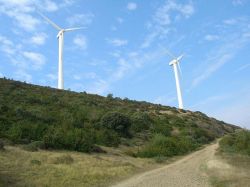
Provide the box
[57,30,64,38]
[169,55,183,66]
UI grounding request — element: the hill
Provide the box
[0,77,239,156]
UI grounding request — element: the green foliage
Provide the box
[43,127,95,152]
[219,130,250,155]
[137,134,197,158]
[100,112,131,137]
[0,78,238,155]
[7,122,47,143]
[95,129,120,147]
[152,123,172,136]
[0,139,4,150]
[130,112,152,133]
[192,128,216,144]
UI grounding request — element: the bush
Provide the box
[130,112,151,133]
[193,128,216,144]
[219,130,250,155]
[7,122,47,143]
[137,134,197,158]
[95,129,120,147]
[43,127,95,152]
[100,112,131,137]
[0,139,4,150]
[152,123,172,136]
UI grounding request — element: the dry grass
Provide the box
[0,146,156,187]
[206,151,250,187]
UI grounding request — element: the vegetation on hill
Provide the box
[207,130,250,187]
[219,129,250,155]
[0,78,239,158]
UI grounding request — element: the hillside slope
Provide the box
[0,77,238,156]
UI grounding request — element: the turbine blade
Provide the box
[38,11,62,31]
[176,54,184,61]
[165,49,176,59]
[177,61,182,77]
[64,27,85,32]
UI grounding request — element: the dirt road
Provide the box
[112,143,218,187]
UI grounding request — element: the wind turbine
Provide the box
[38,12,84,89]
[167,51,184,109]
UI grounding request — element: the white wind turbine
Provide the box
[39,12,84,89]
[167,51,184,109]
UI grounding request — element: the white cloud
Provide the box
[46,73,57,80]
[30,33,47,45]
[204,34,219,41]
[22,51,46,70]
[73,35,87,50]
[192,53,233,88]
[67,13,94,26]
[0,35,15,55]
[85,72,97,79]
[232,0,246,6]
[73,72,97,80]
[210,95,250,128]
[153,95,176,105]
[141,0,194,48]
[111,26,117,31]
[141,31,159,48]
[127,2,137,11]
[107,38,128,47]
[117,17,124,23]
[223,19,237,25]
[14,70,32,82]
[192,19,250,88]
[17,13,40,31]
[0,0,40,31]
[0,0,76,32]
[41,0,58,12]
[235,63,250,72]
[154,0,194,26]
[112,58,131,80]
[88,79,109,95]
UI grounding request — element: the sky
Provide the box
[0,0,250,128]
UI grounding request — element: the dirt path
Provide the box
[112,143,218,187]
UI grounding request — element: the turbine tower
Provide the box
[167,51,184,109]
[39,12,84,89]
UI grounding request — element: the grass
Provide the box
[0,145,156,187]
[206,150,250,187]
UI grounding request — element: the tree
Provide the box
[100,112,131,137]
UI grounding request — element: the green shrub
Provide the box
[152,123,172,136]
[95,129,120,147]
[137,134,197,158]
[100,112,131,137]
[43,127,95,152]
[7,122,47,143]
[193,128,216,143]
[0,139,4,150]
[130,112,151,133]
[219,130,250,155]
